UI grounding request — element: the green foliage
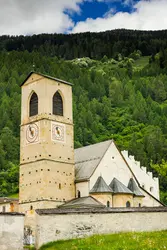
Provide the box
[129,50,142,60]
[151,160,167,204]
[39,231,167,250]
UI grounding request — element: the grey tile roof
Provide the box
[109,178,133,195]
[75,140,112,181]
[90,176,113,194]
[128,178,145,197]
[59,196,105,209]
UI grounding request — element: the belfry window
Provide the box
[53,92,63,116]
[29,92,38,117]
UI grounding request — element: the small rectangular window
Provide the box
[2,206,6,213]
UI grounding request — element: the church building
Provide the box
[19,72,163,215]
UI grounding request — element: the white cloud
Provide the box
[72,0,167,33]
[0,0,84,35]
[0,0,166,35]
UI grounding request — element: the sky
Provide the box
[0,0,167,35]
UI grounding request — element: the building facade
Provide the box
[19,72,75,213]
[0,198,19,213]
[19,72,162,214]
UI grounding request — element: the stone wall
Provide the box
[35,207,167,249]
[0,213,24,250]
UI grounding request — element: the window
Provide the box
[53,92,63,116]
[150,187,153,192]
[77,190,81,198]
[30,205,33,210]
[59,183,61,190]
[29,92,38,117]
[2,206,6,213]
[126,201,131,208]
[139,203,141,207]
[107,201,110,208]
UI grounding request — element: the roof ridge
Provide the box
[20,71,72,87]
[75,139,113,151]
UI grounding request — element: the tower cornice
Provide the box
[20,158,74,166]
[20,116,74,127]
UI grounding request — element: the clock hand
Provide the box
[56,127,60,135]
[29,126,34,137]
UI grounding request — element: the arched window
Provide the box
[126,201,131,208]
[77,190,81,198]
[29,92,38,117]
[53,92,63,116]
[107,201,110,208]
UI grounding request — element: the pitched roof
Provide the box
[109,178,133,195]
[20,71,72,87]
[90,176,113,194]
[128,178,145,197]
[59,196,105,209]
[75,140,112,181]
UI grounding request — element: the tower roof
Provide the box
[109,178,133,195]
[90,176,113,194]
[20,71,72,87]
[128,178,145,197]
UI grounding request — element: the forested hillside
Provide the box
[1,29,167,59]
[0,29,167,204]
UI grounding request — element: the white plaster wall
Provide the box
[0,214,24,250]
[75,182,89,197]
[122,151,159,199]
[142,190,162,207]
[90,142,133,191]
[35,211,167,249]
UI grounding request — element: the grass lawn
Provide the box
[39,231,167,250]
[134,56,150,69]
[8,193,19,198]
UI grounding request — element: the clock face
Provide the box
[26,123,39,144]
[52,122,65,143]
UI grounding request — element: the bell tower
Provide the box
[19,72,75,212]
